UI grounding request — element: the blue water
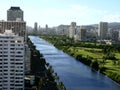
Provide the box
[29,36,120,90]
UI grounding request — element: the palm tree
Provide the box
[57,82,66,90]
[46,63,50,68]
[54,72,59,82]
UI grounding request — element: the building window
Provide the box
[10,41,15,43]
[10,87,14,89]
[10,51,14,53]
[4,66,8,68]
[4,41,8,42]
[17,41,21,43]
[10,44,15,46]
[4,48,7,50]
[10,66,15,68]
[10,77,14,79]
[3,73,8,75]
[4,55,8,57]
[10,48,14,50]
[4,62,8,64]
[10,59,14,61]
[4,59,7,61]
[10,80,14,82]
[4,44,8,46]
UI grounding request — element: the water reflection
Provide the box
[29,36,120,90]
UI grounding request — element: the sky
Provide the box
[0,0,120,27]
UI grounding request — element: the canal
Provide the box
[29,36,120,90]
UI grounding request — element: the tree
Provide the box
[76,54,82,60]
[91,60,99,71]
[102,56,107,67]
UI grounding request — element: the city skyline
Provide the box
[0,0,120,27]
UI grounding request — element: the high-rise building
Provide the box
[46,24,48,30]
[111,30,119,42]
[98,22,108,40]
[0,30,24,90]
[0,20,26,41]
[80,26,87,41]
[34,22,38,35]
[56,25,70,36]
[69,22,77,38]
[7,7,23,21]
[119,31,120,41]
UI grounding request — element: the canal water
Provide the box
[29,36,120,90]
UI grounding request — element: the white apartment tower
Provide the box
[69,22,77,38]
[98,22,108,40]
[0,30,24,90]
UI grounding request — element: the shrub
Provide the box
[100,67,107,73]
[91,60,99,71]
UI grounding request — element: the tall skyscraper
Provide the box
[98,22,108,40]
[34,22,38,35]
[69,22,77,38]
[76,26,86,41]
[46,24,48,30]
[0,30,24,90]
[7,7,23,21]
[45,24,48,33]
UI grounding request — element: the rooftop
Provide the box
[9,6,21,10]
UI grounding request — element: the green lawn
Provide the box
[105,60,120,72]
[68,47,103,59]
[115,53,120,59]
[69,46,120,60]
[69,46,120,75]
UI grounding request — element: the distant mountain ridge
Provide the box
[87,22,120,30]
[108,22,120,29]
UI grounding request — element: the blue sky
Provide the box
[0,0,120,27]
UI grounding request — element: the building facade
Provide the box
[98,22,108,40]
[111,30,119,42]
[80,26,86,41]
[69,22,77,38]
[34,22,38,35]
[7,7,23,21]
[56,25,70,36]
[0,30,24,90]
[25,45,31,74]
[0,20,26,41]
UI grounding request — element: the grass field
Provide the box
[115,53,120,59]
[68,47,103,59]
[68,46,120,77]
